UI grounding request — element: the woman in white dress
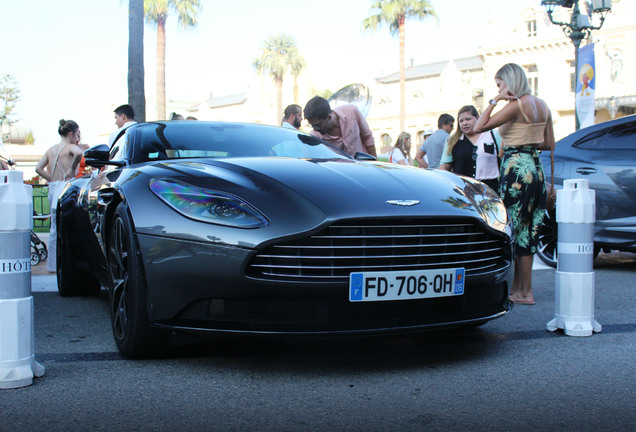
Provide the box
[388,132,412,166]
[35,119,83,272]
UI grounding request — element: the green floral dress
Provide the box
[500,147,547,255]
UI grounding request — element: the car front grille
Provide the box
[247,218,510,283]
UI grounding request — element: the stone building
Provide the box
[181,71,313,127]
[1,119,41,181]
[369,57,485,154]
[368,0,636,155]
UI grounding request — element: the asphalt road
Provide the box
[2,253,635,432]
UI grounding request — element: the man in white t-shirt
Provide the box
[108,104,137,146]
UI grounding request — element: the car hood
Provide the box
[141,157,489,221]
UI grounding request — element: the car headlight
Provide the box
[481,198,509,233]
[461,178,509,233]
[149,178,268,228]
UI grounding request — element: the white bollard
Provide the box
[0,170,45,389]
[547,179,602,337]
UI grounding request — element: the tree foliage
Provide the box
[362,0,437,131]
[145,0,201,29]
[25,130,35,145]
[145,0,201,120]
[253,33,306,124]
[0,74,21,124]
[362,0,436,34]
[313,88,334,100]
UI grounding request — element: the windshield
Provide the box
[133,122,349,163]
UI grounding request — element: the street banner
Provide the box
[576,43,596,129]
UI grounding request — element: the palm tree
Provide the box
[128,0,146,122]
[290,55,305,105]
[145,0,201,120]
[253,33,306,124]
[362,0,437,131]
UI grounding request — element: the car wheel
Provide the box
[536,208,601,268]
[108,203,169,358]
[537,208,557,268]
[57,208,102,297]
[31,246,40,266]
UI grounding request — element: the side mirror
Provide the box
[84,144,124,167]
[354,151,376,161]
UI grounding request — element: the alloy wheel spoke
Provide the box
[109,216,130,340]
[110,219,129,279]
[114,284,128,339]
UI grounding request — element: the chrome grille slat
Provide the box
[331,223,473,229]
[256,262,501,280]
[256,246,503,260]
[269,239,500,249]
[312,232,475,239]
[251,255,500,271]
[247,218,509,283]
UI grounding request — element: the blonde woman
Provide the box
[473,63,555,305]
[388,132,412,166]
[439,105,500,191]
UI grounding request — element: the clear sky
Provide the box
[2,0,523,149]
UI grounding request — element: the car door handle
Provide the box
[97,191,114,205]
[575,167,597,175]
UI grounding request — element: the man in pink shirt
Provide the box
[304,96,377,158]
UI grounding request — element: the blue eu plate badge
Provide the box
[350,273,364,301]
[454,268,464,294]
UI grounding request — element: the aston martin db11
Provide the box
[56,121,514,357]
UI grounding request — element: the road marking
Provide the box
[31,275,58,292]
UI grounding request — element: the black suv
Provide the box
[537,114,636,267]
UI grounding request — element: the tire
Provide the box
[108,203,169,358]
[536,207,600,268]
[31,246,40,266]
[57,206,102,297]
[537,208,557,268]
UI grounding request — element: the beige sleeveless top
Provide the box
[499,98,546,147]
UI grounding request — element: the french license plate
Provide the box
[349,268,465,302]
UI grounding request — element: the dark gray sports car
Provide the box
[537,114,636,266]
[57,121,513,357]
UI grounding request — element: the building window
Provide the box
[380,133,393,154]
[525,64,539,96]
[526,20,537,37]
[569,60,577,92]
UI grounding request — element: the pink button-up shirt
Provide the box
[310,105,375,156]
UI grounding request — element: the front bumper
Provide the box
[138,233,513,335]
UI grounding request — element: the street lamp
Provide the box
[541,0,612,130]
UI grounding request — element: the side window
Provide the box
[109,132,128,162]
[603,126,636,150]
[577,125,636,150]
